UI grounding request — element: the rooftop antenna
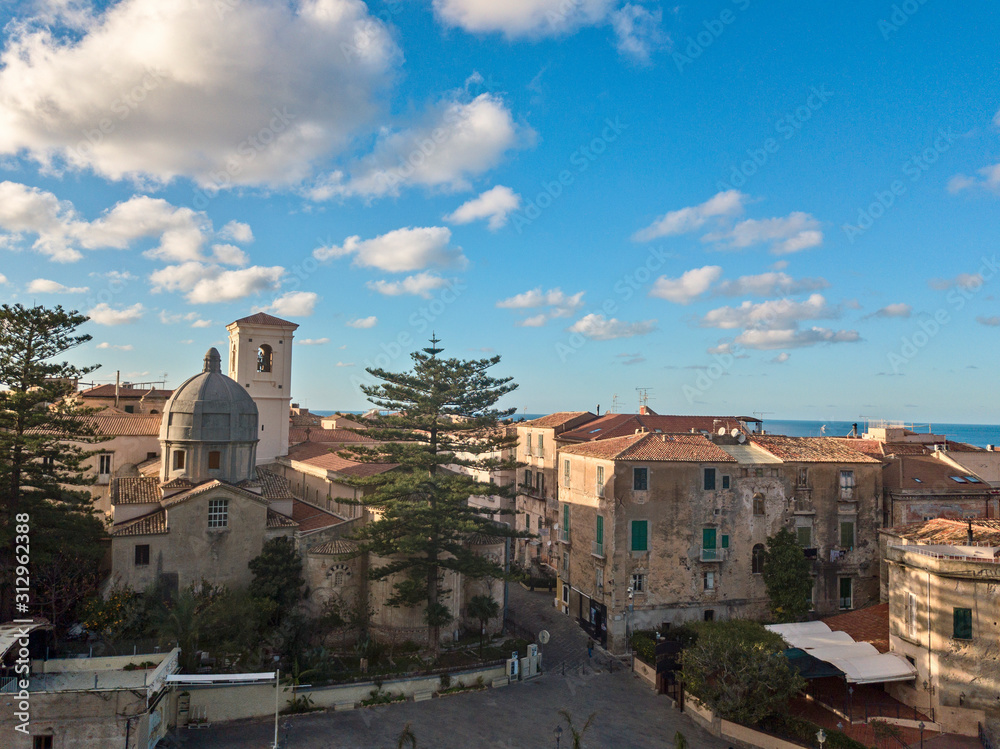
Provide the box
[423,332,444,358]
[611,393,621,414]
[636,387,652,410]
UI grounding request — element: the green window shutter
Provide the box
[704,468,716,491]
[631,520,647,551]
[721,534,729,549]
[953,608,972,639]
[840,521,855,548]
[702,528,717,550]
[596,515,604,545]
[563,503,570,532]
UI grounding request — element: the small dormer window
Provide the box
[257,344,273,373]
[173,450,185,470]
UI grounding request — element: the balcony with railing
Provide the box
[700,548,727,562]
[591,540,604,558]
[560,527,569,543]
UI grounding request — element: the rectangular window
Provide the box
[562,584,569,604]
[953,607,972,640]
[124,405,135,414]
[839,520,855,549]
[631,573,645,593]
[524,469,532,489]
[208,450,221,470]
[526,433,533,455]
[631,520,648,552]
[173,450,185,470]
[633,467,648,491]
[721,474,730,489]
[596,515,604,545]
[839,577,853,610]
[208,498,229,529]
[596,465,605,497]
[703,609,715,622]
[562,504,570,541]
[33,738,53,749]
[796,525,812,547]
[537,515,543,531]
[98,453,112,475]
[704,468,716,490]
[721,534,729,549]
[562,551,569,572]
[564,459,571,486]
[704,570,715,591]
[840,470,855,498]
[134,544,150,566]
[702,528,718,560]
[537,434,544,455]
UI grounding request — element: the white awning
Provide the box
[165,672,276,685]
[767,622,917,684]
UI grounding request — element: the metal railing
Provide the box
[700,548,727,562]
[592,541,604,558]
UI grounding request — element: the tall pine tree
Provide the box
[343,337,525,654]
[0,304,108,624]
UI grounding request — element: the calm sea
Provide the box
[316,411,1000,449]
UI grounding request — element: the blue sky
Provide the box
[0,0,998,422]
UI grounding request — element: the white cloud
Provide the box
[948,163,1000,194]
[497,286,585,326]
[715,272,829,297]
[96,342,134,351]
[310,94,525,199]
[150,262,283,303]
[190,319,213,328]
[336,361,355,367]
[0,0,399,187]
[611,4,667,64]
[705,212,823,254]
[219,220,253,243]
[297,337,330,346]
[88,302,145,325]
[870,303,912,319]
[255,291,318,317]
[366,272,452,298]
[432,0,615,38]
[315,226,465,273]
[633,190,747,242]
[210,244,249,266]
[928,273,983,291]
[444,185,521,230]
[977,316,1000,327]
[568,313,657,341]
[718,327,860,351]
[649,266,722,304]
[346,316,378,329]
[0,183,251,263]
[27,278,89,294]
[770,352,790,363]
[0,274,7,284]
[700,294,837,330]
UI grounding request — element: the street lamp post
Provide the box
[918,721,925,749]
[817,728,827,749]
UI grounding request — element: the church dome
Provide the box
[159,348,258,483]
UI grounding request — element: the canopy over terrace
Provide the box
[767,621,917,684]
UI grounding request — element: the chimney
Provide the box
[597,404,600,416]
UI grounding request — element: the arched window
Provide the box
[149,409,159,414]
[257,344,273,373]
[753,492,765,516]
[752,543,766,574]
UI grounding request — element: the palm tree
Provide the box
[466,594,500,658]
[558,710,596,749]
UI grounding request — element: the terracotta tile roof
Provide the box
[309,538,359,556]
[111,477,161,504]
[137,457,160,476]
[883,455,991,492]
[243,467,295,501]
[559,413,749,442]
[750,436,881,463]
[85,413,162,436]
[266,509,298,528]
[288,427,377,445]
[559,432,737,462]
[160,480,267,508]
[822,604,890,654]
[883,517,1000,545]
[286,441,397,477]
[292,499,344,533]
[78,384,172,399]
[111,509,168,536]
[231,312,298,328]
[161,477,194,490]
[521,411,597,429]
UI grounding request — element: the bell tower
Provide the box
[225,312,298,463]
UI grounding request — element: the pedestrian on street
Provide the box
[587,638,594,658]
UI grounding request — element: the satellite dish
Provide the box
[730,428,740,438]
[538,630,550,645]
[717,427,727,435]
[737,433,747,443]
